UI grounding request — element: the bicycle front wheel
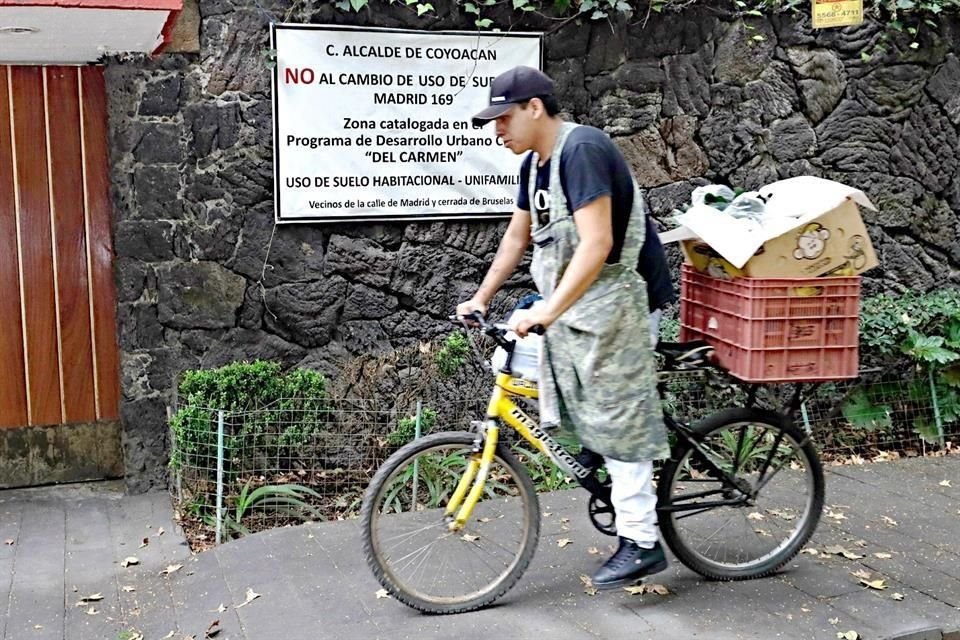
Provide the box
[658,407,824,581]
[360,431,540,614]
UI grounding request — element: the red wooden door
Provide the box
[0,65,119,428]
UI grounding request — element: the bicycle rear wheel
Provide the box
[360,431,540,614]
[657,407,824,580]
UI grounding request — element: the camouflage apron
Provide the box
[531,122,668,462]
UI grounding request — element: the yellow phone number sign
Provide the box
[811,0,864,28]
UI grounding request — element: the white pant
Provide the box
[605,458,658,546]
[604,308,662,546]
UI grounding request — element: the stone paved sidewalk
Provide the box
[1,456,958,640]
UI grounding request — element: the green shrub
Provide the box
[387,407,439,446]
[435,331,471,377]
[170,360,330,472]
[849,289,960,444]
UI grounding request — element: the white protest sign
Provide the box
[271,25,543,223]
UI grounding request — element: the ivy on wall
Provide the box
[330,0,960,51]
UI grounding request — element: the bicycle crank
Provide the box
[587,492,617,536]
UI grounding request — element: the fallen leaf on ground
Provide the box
[801,607,811,613]
[211,603,227,613]
[139,538,149,549]
[823,545,864,560]
[34,625,42,629]
[478,517,491,523]
[121,557,140,568]
[557,538,572,548]
[829,617,840,625]
[801,548,819,555]
[623,583,670,596]
[205,619,221,638]
[837,631,860,640]
[162,631,175,639]
[587,547,600,555]
[881,516,898,527]
[160,563,184,576]
[579,574,598,596]
[826,511,847,521]
[121,586,136,593]
[235,588,261,608]
[85,607,99,615]
[859,578,888,590]
[892,592,905,600]
[940,480,952,487]
[157,527,165,536]
[544,512,552,517]
[75,593,104,606]
[461,534,480,542]
[873,552,893,559]
[767,509,796,521]
[375,589,390,599]
[125,632,145,640]
[3,539,13,545]
[747,512,765,521]
[851,569,873,580]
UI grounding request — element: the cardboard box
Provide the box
[660,177,879,280]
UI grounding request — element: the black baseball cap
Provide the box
[471,66,555,127]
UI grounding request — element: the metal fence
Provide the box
[170,365,958,547]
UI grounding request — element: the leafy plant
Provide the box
[169,360,331,473]
[512,429,581,492]
[387,407,439,445]
[435,331,471,377]
[513,444,572,491]
[380,448,469,513]
[206,480,325,540]
[321,0,959,49]
[844,289,960,445]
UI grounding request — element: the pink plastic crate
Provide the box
[679,265,861,382]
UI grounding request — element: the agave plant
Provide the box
[207,480,325,540]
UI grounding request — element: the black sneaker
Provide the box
[591,537,668,591]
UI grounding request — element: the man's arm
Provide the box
[511,196,612,335]
[457,208,531,317]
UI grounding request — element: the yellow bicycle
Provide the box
[360,314,825,614]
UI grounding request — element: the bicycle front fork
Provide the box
[444,422,500,532]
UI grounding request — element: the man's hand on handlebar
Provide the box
[508,308,551,338]
[455,298,488,326]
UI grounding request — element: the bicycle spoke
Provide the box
[755,429,786,486]
[660,412,823,580]
[673,504,728,521]
[364,435,538,611]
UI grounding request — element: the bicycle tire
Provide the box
[360,431,540,614]
[657,407,825,581]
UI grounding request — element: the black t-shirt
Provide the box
[516,125,675,312]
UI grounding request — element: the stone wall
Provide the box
[105,1,960,491]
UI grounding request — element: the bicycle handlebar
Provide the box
[452,312,544,343]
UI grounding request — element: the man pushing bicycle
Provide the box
[457,65,676,590]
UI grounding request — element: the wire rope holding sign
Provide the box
[271,24,543,223]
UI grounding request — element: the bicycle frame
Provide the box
[444,319,819,532]
[444,370,596,531]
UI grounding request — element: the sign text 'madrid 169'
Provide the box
[272,25,543,223]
